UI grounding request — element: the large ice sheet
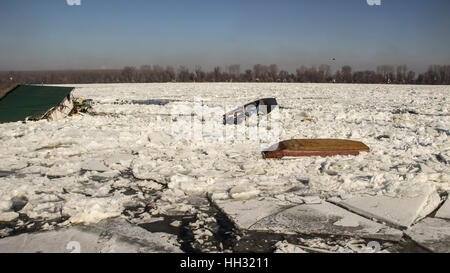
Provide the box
[0,218,181,253]
[214,198,289,230]
[216,198,403,241]
[251,201,403,241]
[330,188,441,228]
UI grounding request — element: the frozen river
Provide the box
[0,83,449,253]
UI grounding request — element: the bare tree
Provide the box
[406,71,416,84]
[396,65,407,84]
[319,64,331,82]
[341,65,353,83]
[121,66,137,82]
[296,66,307,82]
[213,66,222,82]
[177,66,190,82]
[194,65,205,82]
[269,64,279,81]
[253,64,264,81]
[377,65,395,83]
[244,69,253,82]
[227,64,241,77]
[278,70,289,82]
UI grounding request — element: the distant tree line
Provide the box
[1,64,450,85]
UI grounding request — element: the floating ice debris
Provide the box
[214,198,289,230]
[274,241,308,253]
[70,98,93,115]
[0,218,181,253]
[62,196,127,225]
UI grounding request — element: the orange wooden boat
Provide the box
[262,139,370,159]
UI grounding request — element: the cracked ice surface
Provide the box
[405,218,450,252]
[328,183,442,228]
[216,198,403,241]
[0,218,181,253]
[0,83,449,228]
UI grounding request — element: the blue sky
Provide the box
[0,0,449,72]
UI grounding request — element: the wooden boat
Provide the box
[263,139,370,159]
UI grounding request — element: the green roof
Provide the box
[0,83,19,100]
[0,85,74,123]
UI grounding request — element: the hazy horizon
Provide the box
[1,0,449,73]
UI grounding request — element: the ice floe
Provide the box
[62,195,126,224]
[0,218,181,253]
[406,218,450,252]
[214,198,289,230]
[215,197,403,241]
[435,196,450,220]
[329,184,441,228]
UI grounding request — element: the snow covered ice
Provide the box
[0,83,449,252]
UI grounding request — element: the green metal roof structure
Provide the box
[0,84,74,123]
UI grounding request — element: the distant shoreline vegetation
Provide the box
[1,64,449,85]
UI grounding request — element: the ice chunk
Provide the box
[0,159,27,171]
[300,196,322,204]
[229,184,260,200]
[62,196,124,224]
[168,175,210,195]
[332,189,441,228]
[274,241,308,253]
[251,201,403,241]
[0,200,12,212]
[94,218,182,253]
[41,161,81,177]
[406,218,450,253]
[81,160,110,172]
[0,218,182,253]
[148,131,173,146]
[131,159,170,184]
[0,212,19,222]
[135,180,164,192]
[214,198,289,230]
[104,153,134,171]
[435,197,450,220]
